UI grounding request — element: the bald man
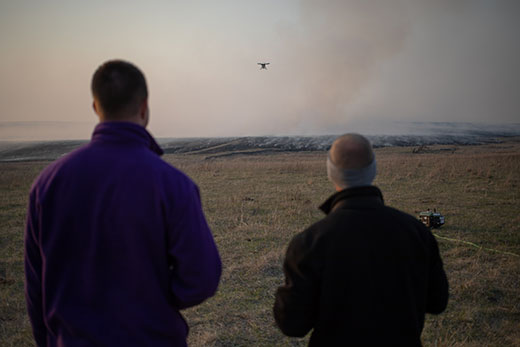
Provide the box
[274,134,448,346]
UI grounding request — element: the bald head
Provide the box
[327,134,376,190]
[329,134,374,170]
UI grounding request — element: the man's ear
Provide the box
[139,98,148,118]
[92,100,101,117]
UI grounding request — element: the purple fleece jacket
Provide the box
[24,122,221,346]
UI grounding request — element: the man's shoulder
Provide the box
[380,204,416,219]
[374,205,436,248]
[153,159,196,188]
[296,215,336,247]
[382,205,427,229]
[31,143,90,188]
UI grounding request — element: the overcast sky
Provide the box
[0,0,519,140]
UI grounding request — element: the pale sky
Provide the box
[0,0,519,140]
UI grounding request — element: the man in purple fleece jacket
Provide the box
[24,60,221,346]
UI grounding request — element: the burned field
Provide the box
[1,137,519,346]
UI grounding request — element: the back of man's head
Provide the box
[327,133,376,190]
[91,60,148,120]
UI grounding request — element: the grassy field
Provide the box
[1,138,519,346]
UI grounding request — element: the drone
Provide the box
[258,62,270,70]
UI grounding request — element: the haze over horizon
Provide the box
[1,0,519,141]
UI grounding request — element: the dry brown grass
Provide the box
[1,139,519,346]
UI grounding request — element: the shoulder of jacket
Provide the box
[295,216,339,249]
[382,205,423,224]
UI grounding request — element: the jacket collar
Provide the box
[319,186,384,215]
[91,121,164,156]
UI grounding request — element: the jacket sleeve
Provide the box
[24,190,47,346]
[274,230,319,337]
[425,232,449,314]
[167,183,221,309]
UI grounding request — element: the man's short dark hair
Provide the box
[91,60,148,119]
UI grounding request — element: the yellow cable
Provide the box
[432,232,519,258]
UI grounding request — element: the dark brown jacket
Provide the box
[274,186,448,346]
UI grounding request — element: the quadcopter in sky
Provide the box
[258,62,270,70]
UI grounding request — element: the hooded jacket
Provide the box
[274,186,448,346]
